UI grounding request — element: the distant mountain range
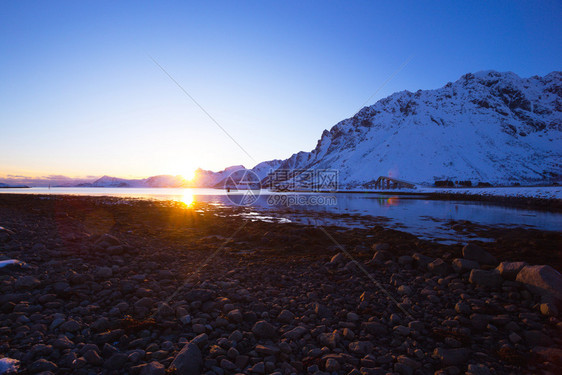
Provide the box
[4,70,559,189]
[76,159,284,188]
[0,182,29,188]
[77,175,187,188]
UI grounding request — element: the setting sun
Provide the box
[182,169,196,182]
[178,168,195,181]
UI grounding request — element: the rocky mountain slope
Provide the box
[267,71,561,188]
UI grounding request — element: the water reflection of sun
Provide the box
[181,191,194,207]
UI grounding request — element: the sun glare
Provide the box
[181,191,194,207]
[182,169,196,181]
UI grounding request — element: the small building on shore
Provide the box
[374,176,416,190]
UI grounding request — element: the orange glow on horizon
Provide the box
[181,169,196,182]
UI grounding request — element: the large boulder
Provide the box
[452,258,479,273]
[462,243,498,265]
[318,330,340,349]
[139,361,165,375]
[95,233,122,248]
[412,253,433,269]
[28,359,58,373]
[14,276,41,289]
[329,252,346,265]
[277,309,295,323]
[282,326,307,340]
[428,258,451,276]
[398,255,413,265]
[313,302,332,318]
[496,261,527,280]
[94,266,113,279]
[184,289,214,302]
[469,269,503,288]
[540,302,558,317]
[516,265,562,302]
[169,342,202,375]
[251,320,277,339]
[371,243,390,252]
[462,243,498,266]
[370,250,391,264]
[362,321,387,335]
[348,341,373,355]
[0,259,26,273]
[0,226,15,242]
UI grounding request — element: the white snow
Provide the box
[0,259,25,269]
[0,358,19,374]
[344,185,562,200]
[0,183,28,188]
[91,175,146,187]
[269,70,561,188]
[418,186,562,200]
[0,226,14,235]
[251,160,283,180]
[144,175,186,188]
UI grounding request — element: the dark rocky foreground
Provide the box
[0,194,561,375]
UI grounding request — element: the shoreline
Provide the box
[1,185,561,213]
[0,194,561,374]
[288,188,562,212]
[406,191,561,212]
[0,193,561,268]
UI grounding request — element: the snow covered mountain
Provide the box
[267,70,561,188]
[81,160,284,188]
[90,176,141,187]
[0,182,29,188]
[190,165,245,188]
[144,175,186,188]
[81,175,185,188]
[194,160,283,188]
[250,159,283,180]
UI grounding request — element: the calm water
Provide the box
[1,187,561,243]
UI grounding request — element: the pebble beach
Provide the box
[0,194,561,375]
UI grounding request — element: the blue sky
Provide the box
[1,0,560,180]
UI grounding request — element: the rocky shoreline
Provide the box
[422,193,562,212]
[288,186,562,212]
[0,194,561,374]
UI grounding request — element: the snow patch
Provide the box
[0,358,19,374]
[0,259,25,269]
[419,186,562,200]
